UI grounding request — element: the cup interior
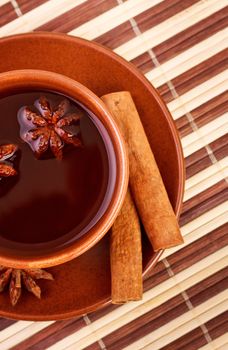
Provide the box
[0,70,128,268]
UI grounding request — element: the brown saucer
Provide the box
[0,32,185,321]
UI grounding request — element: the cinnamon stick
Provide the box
[102,92,183,251]
[110,189,142,304]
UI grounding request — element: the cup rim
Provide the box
[0,69,128,269]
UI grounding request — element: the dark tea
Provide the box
[0,91,116,251]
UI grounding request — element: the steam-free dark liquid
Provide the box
[0,91,115,250]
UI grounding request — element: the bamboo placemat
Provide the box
[0,0,227,349]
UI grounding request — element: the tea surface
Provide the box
[0,91,110,246]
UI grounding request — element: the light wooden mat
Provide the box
[0,0,227,349]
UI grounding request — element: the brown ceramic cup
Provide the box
[0,69,128,269]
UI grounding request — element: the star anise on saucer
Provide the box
[0,144,18,178]
[18,96,82,159]
[0,266,54,306]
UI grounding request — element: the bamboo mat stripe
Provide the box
[0,0,228,349]
[15,1,47,14]
[198,334,228,350]
[145,30,227,81]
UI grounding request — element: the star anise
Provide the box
[18,96,82,159]
[0,144,18,178]
[0,266,54,306]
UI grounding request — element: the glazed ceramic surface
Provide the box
[0,33,184,320]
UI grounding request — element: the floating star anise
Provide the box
[0,144,18,178]
[18,96,82,159]
[0,266,54,306]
